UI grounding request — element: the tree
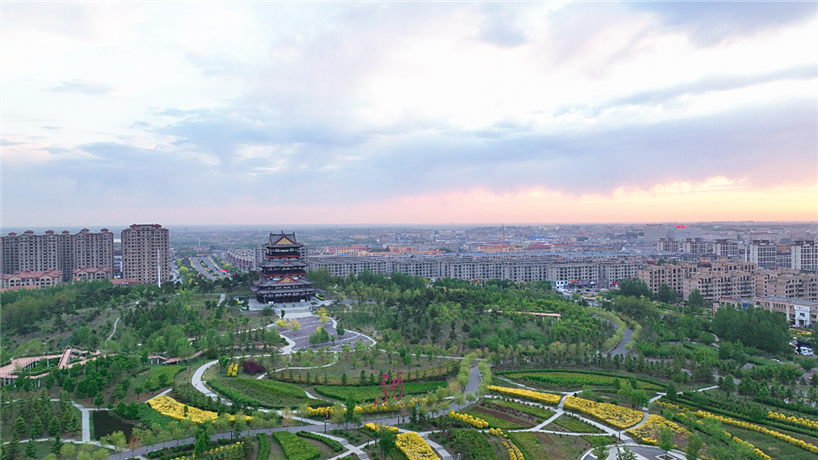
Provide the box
[688,289,705,308]
[658,284,677,304]
[658,426,673,457]
[94,393,105,410]
[377,427,397,457]
[720,375,736,395]
[616,446,637,460]
[685,433,703,460]
[618,279,652,298]
[24,441,36,460]
[194,423,210,456]
[233,414,247,439]
[100,431,127,452]
[344,397,356,427]
[592,439,610,460]
[59,444,76,458]
[336,324,345,336]
[30,415,44,439]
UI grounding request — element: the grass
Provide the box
[210,378,308,408]
[549,415,603,433]
[133,365,186,392]
[509,432,552,460]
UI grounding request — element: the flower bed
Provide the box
[674,412,770,460]
[501,370,663,390]
[564,396,643,429]
[486,385,561,405]
[452,429,494,460]
[395,432,438,460]
[485,399,554,420]
[503,440,525,460]
[147,395,246,423]
[306,396,431,417]
[363,423,398,433]
[272,431,320,460]
[296,431,344,452]
[448,410,488,428]
[626,414,685,445]
[767,411,818,430]
[209,378,307,408]
[694,410,818,455]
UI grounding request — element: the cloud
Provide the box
[555,64,818,116]
[1,138,26,146]
[634,1,818,46]
[48,79,115,96]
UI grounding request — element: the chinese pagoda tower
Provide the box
[251,232,317,304]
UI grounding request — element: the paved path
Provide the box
[106,317,121,342]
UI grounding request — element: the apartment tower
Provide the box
[121,224,170,285]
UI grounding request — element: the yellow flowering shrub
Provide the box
[395,432,438,460]
[564,396,643,429]
[226,363,238,377]
[364,423,398,433]
[307,397,430,417]
[503,440,525,460]
[626,414,686,445]
[767,411,818,430]
[147,395,248,423]
[488,428,507,438]
[487,385,561,405]
[694,410,818,455]
[448,410,489,428]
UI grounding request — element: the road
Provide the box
[190,257,216,280]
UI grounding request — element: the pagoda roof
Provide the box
[260,259,308,268]
[266,232,302,248]
[254,275,314,288]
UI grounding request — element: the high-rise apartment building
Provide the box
[0,228,113,282]
[121,224,169,285]
[792,240,818,272]
[714,239,741,257]
[748,240,777,269]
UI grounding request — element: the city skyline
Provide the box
[2,2,816,226]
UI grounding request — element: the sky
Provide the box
[2,1,817,227]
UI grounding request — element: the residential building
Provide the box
[714,239,741,257]
[121,224,170,286]
[0,269,63,290]
[1,228,113,282]
[754,297,818,328]
[638,258,757,303]
[749,240,777,269]
[792,240,818,272]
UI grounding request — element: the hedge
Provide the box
[668,396,818,438]
[257,434,270,460]
[272,431,320,460]
[296,431,343,452]
[497,368,667,389]
[313,381,447,401]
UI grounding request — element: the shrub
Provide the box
[257,433,270,460]
[296,431,343,452]
[240,360,266,375]
[451,430,493,460]
[272,431,320,460]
